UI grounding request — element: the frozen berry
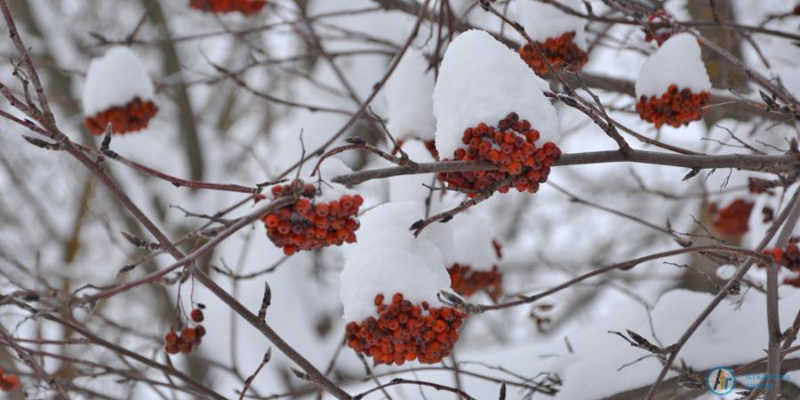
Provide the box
[191,309,205,323]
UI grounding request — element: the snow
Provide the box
[635,33,712,98]
[383,48,436,141]
[716,264,737,280]
[388,139,436,204]
[765,38,800,100]
[340,201,451,322]
[82,46,156,116]
[441,210,499,271]
[517,0,588,49]
[312,157,359,203]
[433,30,561,160]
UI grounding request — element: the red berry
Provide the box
[165,331,178,344]
[191,309,204,323]
[182,327,197,342]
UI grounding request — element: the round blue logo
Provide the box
[707,367,736,395]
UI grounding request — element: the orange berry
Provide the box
[315,203,329,217]
[392,293,403,304]
[182,327,197,342]
[340,195,354,210]
[165,343,180,354]
[295,199,311,215]
[165,331,178,344]
[329,201,341,216]
[264,214,280,228]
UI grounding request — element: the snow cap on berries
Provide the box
[82,47,155,116]
[635,33,711,98]
[388,139,436,204]
[517,0,587,49]
[433,30,561,159]
[341,201,451,322]
[384,49,436,141]
[314,157,359,202]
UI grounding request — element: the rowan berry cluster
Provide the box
[439,112,561,197]
[85,98,158,135]
[709,199,754,237]
[765,240,800,270]
[189,0,267,15]
[345,293,466,366]
[764,238,800,287]
[262,181,363,256]
[642,10,673,46]
[447,264,502,302]
[518,32,588,76]
[0,369,19,392]
[636,84,711,128]
[164,308,206,355]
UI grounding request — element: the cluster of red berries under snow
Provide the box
[262,181,363,256]
[439,112,561,197]
[345,293,466,366]
[635,33,712,129]
[85,97,159,136]
[518,32,589,76]
[82,47,159,136]
[636,85,711,128]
